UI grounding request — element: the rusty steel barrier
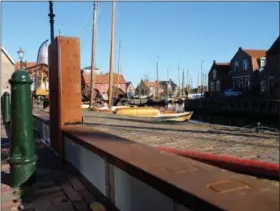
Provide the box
[33,112,279,211]
[154,146,280,181]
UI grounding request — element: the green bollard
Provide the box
[1,92,11,124]
[8,70,37,187]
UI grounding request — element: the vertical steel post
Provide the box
[1,92,11,124]
[9,70,37,187]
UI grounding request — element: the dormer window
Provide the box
[259,57,266,70]
[243,59,248,71]
[213,69,217,80]
[234,61,239,72]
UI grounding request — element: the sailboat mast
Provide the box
[116,39,122,99]
[108,0,116,108]
[166,69,169,98]
[156,57,159,98]
[177,64,180,96]
[90,1,98,107]
[182,69,184,96]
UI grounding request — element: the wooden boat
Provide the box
[93,105,132,112]
[115,107,160,117]
[156,112,193,122]
[81,104,90,109]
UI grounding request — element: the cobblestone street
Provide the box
[1,125,108,211]
[83,111,279,163]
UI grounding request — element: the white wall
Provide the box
[1,50,15,94]
[33,118,191,211]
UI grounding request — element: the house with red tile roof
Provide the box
[14,61,37,71]
[259,36,280,98]
[208,60,232,97]
[81,70,127,100]
[230,47,266,96]
[135,80,164,97]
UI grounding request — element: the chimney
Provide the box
[213,60,216,64]
[239,47,242,51]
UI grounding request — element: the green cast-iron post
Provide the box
[9,70,37,187]
[1,92,11,125]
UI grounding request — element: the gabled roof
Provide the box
[15,62,37,70]
[243,49,266,58]
[1,47,15,64]
[210,60,230,73]
[231,48,267,71]
[267,36,279,56]
[143,81,160,87]
[126,82,134,87]
[82,72,126,84]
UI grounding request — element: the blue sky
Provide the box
[2,1,279,87]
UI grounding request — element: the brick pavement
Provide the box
[83,111,279,163]
[1,125,109,211]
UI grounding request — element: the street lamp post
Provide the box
[48,1,55,42]
[17,48,26,70]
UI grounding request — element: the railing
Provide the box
[33,112,279,211]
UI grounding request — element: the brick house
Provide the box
[82,71,127,100]
[135,80,164,97]
[159,79,178,97]
[208,60,231,97]
[259,36,279,98]
[230,47,266,96]
[1,47,15,94]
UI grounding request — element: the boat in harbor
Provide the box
[114,106,193,122]
[156,111,193,122]
[115,107,160,117]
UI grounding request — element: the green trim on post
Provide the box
[9,70,37,187]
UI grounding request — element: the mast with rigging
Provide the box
[108,0,116,108]
[90,1,98,107]
[116,39,122,99]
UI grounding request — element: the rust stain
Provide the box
[163,165,198,174]
[207,180,252,194]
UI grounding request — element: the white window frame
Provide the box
[260,58,266,69]
[213,69,217,80]
[216,80,220,91]
[210,82,215,92]
[243,59,248,71]
[234,61,239,72]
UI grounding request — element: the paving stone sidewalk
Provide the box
[1,124,109,211]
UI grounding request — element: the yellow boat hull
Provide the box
[156,112,193,122]
[115,107,160,117]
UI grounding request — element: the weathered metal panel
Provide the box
[64,137,106,195]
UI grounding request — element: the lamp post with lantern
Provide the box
[17,48,27,70]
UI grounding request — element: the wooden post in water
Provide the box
[108,0,116,108]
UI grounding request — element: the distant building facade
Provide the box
[208,60,231,97]
[159,79,178,97]
[126,82,135,98]
[259,36,279,98]
[230,47,266,96]
[1,47,15,94]
[82,70,127,100]
[135,80,164,97]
